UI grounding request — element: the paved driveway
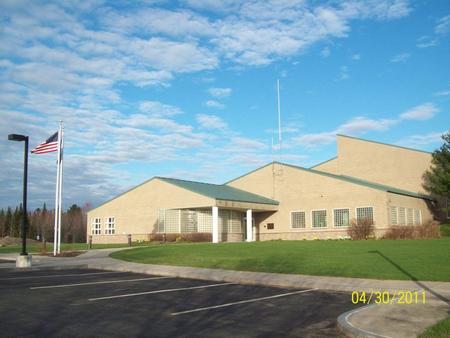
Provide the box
[0,268,357,337]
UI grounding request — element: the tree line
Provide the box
[0,203,91,243]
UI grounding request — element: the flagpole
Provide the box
[57,121,64,254]
[53,125,61,256]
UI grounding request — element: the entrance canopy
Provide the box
[158,177,279,211]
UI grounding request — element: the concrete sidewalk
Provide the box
[1,249,448,338]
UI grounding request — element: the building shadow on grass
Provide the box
[368,250,449,305]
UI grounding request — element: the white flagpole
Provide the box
[57,121,64,254]
[277,79,282,151]
[53,125,62,256]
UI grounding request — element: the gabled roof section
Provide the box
[337,134,432,155]
[310,156,337,169]
[224,162,273,185]
[280,162,434,201]
[225,161,433,201]
[157,177,279,205]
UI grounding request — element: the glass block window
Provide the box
[312,210,327,228]
[92,218,101,235]
[197,209,212,232]
[398,207,406,225]
[406,208,414,225]
[414,209,421,225]
[180,210,197,233]
[105,217,115,235]
[356,207,373,225]
[229,211,242,233]
[218,209,228,233]
[334,209,350,227]
[291,211,306,228]
[390,207,398,225]
[158,209,180,233]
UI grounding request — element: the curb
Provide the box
[337,304,391,338]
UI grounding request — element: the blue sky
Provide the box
[0,0,449,209]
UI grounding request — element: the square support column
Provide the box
[212,206,219,243]
[246,209,253,242]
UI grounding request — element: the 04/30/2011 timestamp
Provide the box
[351,290,426,305]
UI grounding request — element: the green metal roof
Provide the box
[157,177,279,205]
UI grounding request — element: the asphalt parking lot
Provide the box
[0,268,358,338]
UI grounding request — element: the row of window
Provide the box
[291,207,374,229]
[390,207,421,225]
[92,217,115,235]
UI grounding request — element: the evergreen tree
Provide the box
[12,206,21,237]
[4,207,12,237]
[0,209,5,237]
[423,132,450,215]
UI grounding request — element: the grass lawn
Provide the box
[419,316,450,338]
[0,242,143,254]
[111,237,450,281]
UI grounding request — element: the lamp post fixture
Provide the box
[8,133,31,266]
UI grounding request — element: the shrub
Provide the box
[415,221,441,239]
[383,221,441,240]
[347,218,374,240]
[180,233,212,242]
[149,233,212,243]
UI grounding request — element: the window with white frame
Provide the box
[414,209,421,225]
[312,210,327,228]
[92,218,101,235]
[398,207,406,225]
[406,208,414,225]
[105,217,115,235]
[356,207,373,225]
[291,211,306,228]
[390,206,398,225]
[334,209,350,227]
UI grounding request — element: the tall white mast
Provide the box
[277,79,282,151]
[53,122,62,256]
[57,121,64,254]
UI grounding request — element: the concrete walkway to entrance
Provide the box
[1,249,449,338]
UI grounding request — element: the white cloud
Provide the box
[127,38,218,73]
[292,102,437,148]
[183,0,244,12]
[0,0,417,207]
[293,132,336,148]
[196,114,227,129]
[139,101,183,117]
[102,8,215,37]
[434,90,450,97]
[390,52,410,63]
[208,87,232,98]
[230,136,267,151]
[320,46,331,58]
[337,116,397,134]
[205,100,225,109]
[416,35,438,48]
[399,103,439,121]
[435,15,450,35]
[396,132,444,148]
[352,53,361,60]
[335,66,349,81]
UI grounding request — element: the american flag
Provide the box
[31,132,59,154]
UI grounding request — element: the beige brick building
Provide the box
[87,134,437,243]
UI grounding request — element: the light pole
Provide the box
[8,133,32,267]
